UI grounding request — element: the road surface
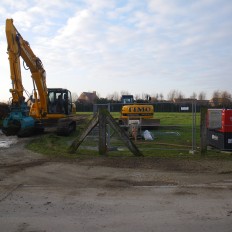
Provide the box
[0,132,232,232]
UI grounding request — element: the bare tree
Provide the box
[150,93,158,102]
[212,90,220,99]
[210,90,232,106]
[141,93,150,100]
[177,91,185,99]
[167,90,177,101]
[159,93,164,101]
[167,90,184,101]
[221,91,231,100]
[134,94,140,101]
[220,91,231,107]
[107,91,120,102]
[190,92,197,99]
[212,90,221,106]
[120,90,130,96]
[155,93,159,100]
[198,91,206,100]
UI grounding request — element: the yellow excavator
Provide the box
[2,19,77,137]
[119,95,160,135]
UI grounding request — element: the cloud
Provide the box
[0,0,231,101]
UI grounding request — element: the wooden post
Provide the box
[200,107,207,155]
[98,108,107,155]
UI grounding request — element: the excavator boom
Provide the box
[6,19,48,117]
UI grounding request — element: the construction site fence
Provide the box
[91,102,199,154]
[76,101,208,113]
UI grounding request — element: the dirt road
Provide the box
[0,133,232,232]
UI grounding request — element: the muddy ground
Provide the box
[0,132,232,232]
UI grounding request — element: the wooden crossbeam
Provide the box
[69,108,143,156]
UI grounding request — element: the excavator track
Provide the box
[56,114,89,136]
[57,118,76,136]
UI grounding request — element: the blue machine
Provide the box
[2,102,35,137]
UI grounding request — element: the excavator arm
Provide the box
[6,18,48,117]
[5,19,24,104]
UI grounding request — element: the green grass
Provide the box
[26,112,232,159]
[155,112,200,125]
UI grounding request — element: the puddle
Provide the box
[0,130,18,148]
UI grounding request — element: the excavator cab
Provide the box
[121,95,134,104]
[47,88,73,115]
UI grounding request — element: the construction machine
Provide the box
[118,95,160,137]
[2,19,76,137]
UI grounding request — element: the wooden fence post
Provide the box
[98,108,107,155]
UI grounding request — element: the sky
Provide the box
[0,0,232,101]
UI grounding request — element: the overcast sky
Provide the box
[0,0,231,101]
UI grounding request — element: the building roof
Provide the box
[78,91,98,103]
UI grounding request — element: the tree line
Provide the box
[73,89,231,103]
[74,90,232,112]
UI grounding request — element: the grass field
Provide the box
[25,112,232,159]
